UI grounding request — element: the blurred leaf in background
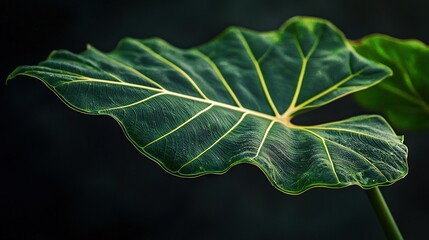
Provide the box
[353,35,429,130]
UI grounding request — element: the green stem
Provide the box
[366,187,403,240]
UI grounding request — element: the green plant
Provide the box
[352,35,429,130]
[8,17,409,239]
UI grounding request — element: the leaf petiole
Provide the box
[366,187,403,240]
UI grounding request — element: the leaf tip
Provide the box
[5,66,24,85]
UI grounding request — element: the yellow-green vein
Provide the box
[127,38,209,99]
[98,92,167,112]
[287,67,369,116]
[49,50,125,83]
[193,49,243,108]
[323,138,388,181]
[257,45,275,63]
[87,45,165,89]
[283,34,321,117]
[143,104,215,149]
[235,30,280,117]
[301,128,340,183]
[252,121,276,159]
[56,76,279,123]
[304,126,394,143]
[177,113,248,172]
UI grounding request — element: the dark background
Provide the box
[2,0,428,239]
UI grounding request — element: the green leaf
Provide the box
[7,17,407,194]
[353,35,429,130]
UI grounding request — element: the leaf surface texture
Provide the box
[9,17,407,194]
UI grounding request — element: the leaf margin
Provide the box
[6,17,408,195]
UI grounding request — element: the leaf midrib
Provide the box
[55,75,287,124]
[28,63,379,130]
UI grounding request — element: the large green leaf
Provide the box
[8,17,407,194]
[353,35,429,130]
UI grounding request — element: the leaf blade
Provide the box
[8,17,407,194]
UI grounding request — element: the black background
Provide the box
[2,0,429,239]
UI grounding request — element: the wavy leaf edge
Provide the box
[7,16,408,195]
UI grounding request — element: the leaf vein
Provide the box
[88,46,165,89]
[49,52,125,83]
[192,50,243,108]
[235,30,280,116]
[283,33,322,116]
[177,113,248,172]
[304,126,395,144]
[56,76,279,122]
[301,128,340,183]
[98,92,167,112]
[290,66,369,114]
[252,121,276,159]
[379,83,429,112]
[128,39,209,99]
[143,104,215,149]
[323,138,389,181]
